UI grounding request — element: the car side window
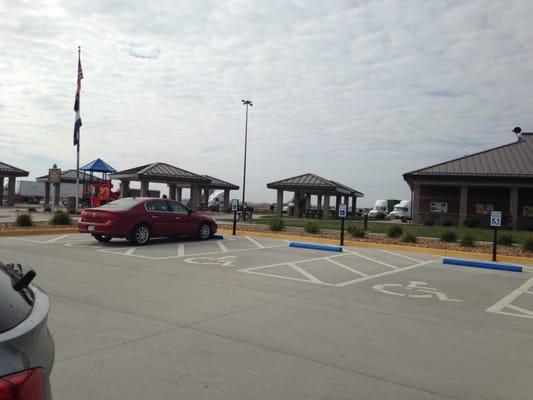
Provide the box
[167,201,189,215]
[146,201,170,212]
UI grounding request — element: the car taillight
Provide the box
[0,368,46,400]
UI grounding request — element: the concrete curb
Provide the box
[289,242,342,252]
[443,258,523,273]
[217,227,533,266]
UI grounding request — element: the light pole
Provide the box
[241,99,253,221]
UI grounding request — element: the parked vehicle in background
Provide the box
[387,200,411,220]
[208,190,225,211]
[368,199,400,218]
[78,197,218,245]
[0,262,55,400]
[11,180,81,204]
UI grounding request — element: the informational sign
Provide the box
[429,201,448,213]
[490,211,502,227]
[338,204,347,218]
[48,168,61,184]
[474,203,494,215]
[523,206,533,217]
[231,199,239,212]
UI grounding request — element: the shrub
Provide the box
[460,233,475,247]
[269,216,285,231]
[463,217,480,228]
[401,232,417,243]
[441,219,453,227]
[303,220,320,234]
[49,210,72,225]
[43,205,52,212]
[440,231,457,243]
[27,207,38,213]
[422,214,436,226]
[497,233,514,246]
[387,225,403,238]
[15,213,33,227]
[522,238,533,253]
[347,223,366,238]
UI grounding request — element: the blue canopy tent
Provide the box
[79,158,117,206]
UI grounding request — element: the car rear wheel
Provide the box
[93,234,112,243]
[197,222,211,240]
[131,224,151,245]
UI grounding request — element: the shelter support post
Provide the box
[412,183,421,224]
[352,196,357,216]
[7,177,16,207]
[190,184,201,210]
[203,189,209,207]
[317,195,322,211]
[0,177,4,206]
[53,182,60,206]
[293,191,301,217]
[323,195,330,218]
[168,184,176,200]
[305,193,311,211]
[177,187,182,202]
[335,195,341,218]
[276,189,283,216]
[44,182,50,205]
[223,190,230,211]
[140,180,149,197]
[510,187,518,230]
[459,185,468,226]
[120,180,130,198]
[344,195,349,206]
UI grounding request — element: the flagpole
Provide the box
[75,46,81,213]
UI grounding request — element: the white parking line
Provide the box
[486,275,533,319]
[245,236,265,248]
[177,243,185,257]
[125,247,137,256]
[348,251,399,270]
[216,241,229,253]
[378,249,425,263]
[326,258,368,277]
[45,234,71,243]
[288,263,323,283]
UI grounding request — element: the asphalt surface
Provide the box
[0,233,532,400]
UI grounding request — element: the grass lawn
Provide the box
[250,215,533,244]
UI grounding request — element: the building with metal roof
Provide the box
[36,169,102,206]
[110,163,239,210]
[403,132,533,229]
[267,173,364,218]
[0,162,29,206]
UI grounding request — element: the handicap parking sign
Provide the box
[490,211,502,227]
[231,199,239,212]
[338,204,347,218]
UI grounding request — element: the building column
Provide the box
[168,184,176,200]
[190,184,201,210]
[53,182,60,206]
[176,187,183,202]
[276,189,283,216]
[140,180,149,197]
[223,189,230,211]
[352,196,357,216]
[335,195,341,218]
[0,177,4,206]
[412,183,421,224]
[459,185,468,226]
[304,193,311,211]
[7,177,16,206]
[510,187,519,230]
[293,191,301,217]
[44,182,51,204]
[323,195,330,218]
[120,180,130,198]
[202,189,210,207]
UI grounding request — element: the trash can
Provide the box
[66,196,76,213]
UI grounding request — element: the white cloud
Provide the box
[1,0,533,205]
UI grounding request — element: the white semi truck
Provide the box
[387,200,411,220]
[12,181,81,203]
[368,199,401,218]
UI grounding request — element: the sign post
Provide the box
[490,211,502,262]
[339,204,347,246]
[48,165,61,212]
[231,199,239,236]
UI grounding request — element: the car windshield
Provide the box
[99,198,140,209]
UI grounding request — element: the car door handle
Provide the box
[175,217,181,220]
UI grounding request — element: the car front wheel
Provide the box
[131,224,151,245]
[197,222,211,240]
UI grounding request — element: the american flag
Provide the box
[73,54,83,146]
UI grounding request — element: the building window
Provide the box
[474,203,494,215]
[429,201,448,213]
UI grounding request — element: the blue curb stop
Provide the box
[442,258,523,273]
[212,234,224,240]
[289,241,343,252]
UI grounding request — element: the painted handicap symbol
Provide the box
[373,281,463,302]
[184,256,237,267]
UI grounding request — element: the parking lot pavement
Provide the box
[1,233,533,400]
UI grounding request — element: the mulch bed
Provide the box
[0,221,75,232]
[221,223,533,259]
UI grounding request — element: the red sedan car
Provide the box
[78,198,218,245]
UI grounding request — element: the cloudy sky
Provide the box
[1,0,532,206]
